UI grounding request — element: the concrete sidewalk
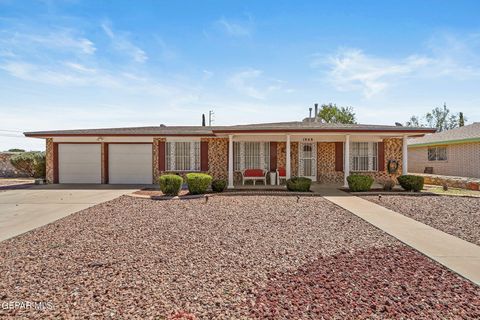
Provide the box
[324,190,480,285]
[0,186,141,242]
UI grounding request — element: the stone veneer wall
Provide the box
[275,142,299,176]
[316,142,344,183]
[156,137,228,183]
[205,138,228,180]
[349,137,403,182]
[277,142,286,170]
[45,138,54,184]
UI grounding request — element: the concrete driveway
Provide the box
[0,184,149,242]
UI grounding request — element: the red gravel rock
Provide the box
[249,246,480,319]
[363,195,480,245]
[0,195,478,319]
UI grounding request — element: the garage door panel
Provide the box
[109,144,152,184]
[58,144,101,184]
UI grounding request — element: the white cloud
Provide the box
[315,33,480,98]
[215,15,253,37]
[314,48,431,98]
[101,21,147,63]
[227,68,285,99]
[0,29,96,56]
[64,61,96,73]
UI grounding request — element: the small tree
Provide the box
[405,103,466,132]
[7,148,25,152]
[316,103,356,124]
[10,151,46,178]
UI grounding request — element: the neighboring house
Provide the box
[408,122,480,178]
[24,121,434,187]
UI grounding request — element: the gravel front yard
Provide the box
[363,195,480,246]
[0,195,479,319]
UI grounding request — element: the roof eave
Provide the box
[409,137,480,147]
[212,128,437,134]
[24,133,216,138]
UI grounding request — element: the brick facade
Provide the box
[316,142,344,183]
[204,138,228,180]
[409,142,480,179]
[45,136,406,185]
[45,138,54,184]
[155,137,228,183]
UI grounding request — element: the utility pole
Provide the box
[208,110,215,126]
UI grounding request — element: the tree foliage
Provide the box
[405,103,466,132]
[10,151,46,178]
[316,103,356,124]
[7,148,25,152]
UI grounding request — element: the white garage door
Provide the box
[108,144,153,184]
[58,144,101,184]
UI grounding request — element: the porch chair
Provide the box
[276,167,287,185]
[241,169,268,185]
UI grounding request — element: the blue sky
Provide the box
[1,0,480,150]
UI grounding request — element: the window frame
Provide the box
[233,141,270,172]
[165,141,201,171]
[351,142,378,172]
[427,146,447,161]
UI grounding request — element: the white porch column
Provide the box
[286,134,291,179]
[402,135,408,175]
[344,135,350,187]
[228,134,234,189]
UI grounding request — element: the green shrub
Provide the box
[211,179,227,192]
[186,173,212,194]
[158,174,183,196]
[286,177,312,192]
[397,175,424,192]
[347,175,374,192]
[10,151,46,178]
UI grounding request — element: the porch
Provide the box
[222,132,409,189]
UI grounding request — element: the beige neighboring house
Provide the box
[408,122,480,178]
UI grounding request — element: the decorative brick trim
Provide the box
[317,142,344,183]
[203,137,228,180]
[45,138,54,184]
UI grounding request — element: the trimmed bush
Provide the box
[347,175,374,192]
[286,177,312,192]
[186,173,212,194]
[159,174,183,196]
[10,151,46,178]
[397,175,424,192]
[211,179,227,192]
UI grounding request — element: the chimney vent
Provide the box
[308,108,312,121]
[314,103,319,122]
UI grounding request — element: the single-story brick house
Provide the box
[408,122,480,178]
[24,121,434,188]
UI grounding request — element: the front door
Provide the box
[299,142,317,181]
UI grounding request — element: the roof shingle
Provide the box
[408,122,480,146]
[24,121,435,137]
